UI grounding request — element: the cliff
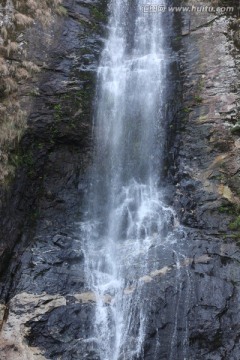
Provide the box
[0,0,240,359]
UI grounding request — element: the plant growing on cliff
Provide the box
[14,13,33,26]
[219,204,237,215]
[0,57,9,76]
[6,41,19,56]
[56,5,68,17]
[4,77,18,94]
[91,7,107,22]
[0,0,63,184]
[22,61,40,74]
[53,103,63,121]
[231,120,240,135]
[194,95,203,104]
[229,216,240,231]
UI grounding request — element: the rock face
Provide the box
[0,0,240,359]
[171,1,240,358]
[0,0,106,275]
[0,0,107,358]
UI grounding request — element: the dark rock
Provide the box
[0,0,240,359]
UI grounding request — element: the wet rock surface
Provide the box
[0,0,107,358]
[0,0,240,359]
[170,2,240,358]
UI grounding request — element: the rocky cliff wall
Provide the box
[0,1,107,357]
[173,1,240,358]
[0,0,240,359]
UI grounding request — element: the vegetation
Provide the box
[231,121,240,135]
[183,107,192,113]
[91,7,107,22]
[194,95,203,104]
[219,203,240,234]
[229,216,240,231]
[0,0,62,183]
[218,204,237,215]
[56,5,68,17]
[53,103,63,121]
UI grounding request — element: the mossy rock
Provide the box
[231,121,240,134]
[229,216,240,231]
[91,7,107,22]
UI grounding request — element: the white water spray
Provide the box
[80,1,187,359]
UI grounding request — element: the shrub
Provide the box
[0,0,63,183]
[4,78,18,94]
[0,58,9,76]
[15,67,30,79]
[1,27,8,40]
[14,13,34,26]
[22,61,41,73]
[229,216,240,231]
[56,5,68,16]
[6,41,19,56]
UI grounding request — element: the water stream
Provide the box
[80,1,188,359]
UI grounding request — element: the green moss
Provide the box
[74,87,92,110]
[53,103,63,121]
[183,107,191,113]
[80,48,91,55]
[37,142,44,149]
[91,7,107,22]
[219,204,237,215]
[197,78,204,92]
[10,151,34,167]
[229,216,240,231]
[220,203,240,232]
[226,233,240,240]
[54,104,61,111]
[28,88,40,97]
[8,149,36,178]
[194,95,203,104]
[231,121,240,134]
[211,173,225,181]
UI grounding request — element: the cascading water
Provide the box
[80,1,189,359]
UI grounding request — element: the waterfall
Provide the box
[80,1,188,359]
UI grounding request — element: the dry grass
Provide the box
[0,0,63,183]
[4,78,18,94]
[22,61,40,73]
[26,0,38,11]
[0,58,9,76]
[0,104,7,125]
[0,99,27,182]
[51,0,62,7]
[14,13,34,26]
[1,106,26,146]
[56,5,68,16]
[9,64,17,74]
[1,27,8,40]
[15,68,30,80]
[6,41,19,56]
[22,0,63,25]
[35,8,52,26]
